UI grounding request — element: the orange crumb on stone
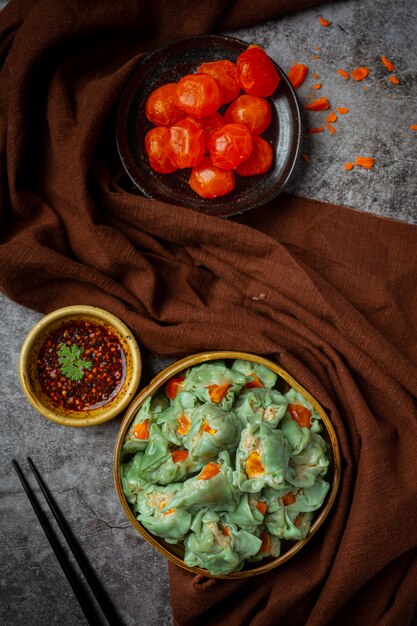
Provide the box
[315,46,321,51]
[326,111,337,123]
[314,83,321,89]
[309,127,325,133]
[364,86,369,91]
[381,56,396,72]
[310,54,320,60]
[319,16,331,26]
[337,69,350,80]
[344,162,354,171]
[409,125,417,130]
[351,67,369,81]
[301,153,310,162]
[326,121,336,134]
[389,75,400,84]
[312,72,319,79]
[304,97,330,111]
[337,106,349,114]
[355,156,375,169]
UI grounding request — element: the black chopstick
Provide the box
[13,458,121,626]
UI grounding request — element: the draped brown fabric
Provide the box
[1,1,417,625]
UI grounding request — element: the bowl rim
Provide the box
[113,350,341,579]
[18,305,142,427]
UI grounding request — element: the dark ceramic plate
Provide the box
[116,35,302,218]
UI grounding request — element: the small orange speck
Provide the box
[309,126,325,133]
[326,121,336,134]
[355,156,375,169]
[319,16,331,26]
[301,153,310,162]
[310,54,320,60]
[351,67,369,81]
[314,83,321,90]
[337,69,350,80]
[381,55,395,72]
[410,125,417,130]
[326,111,337,123]
[389,75,400,84]
[364,86,369,91]
[315,46,321,51]
[344,162,354,171]
[337,106,349,115]
[312,72,319,79]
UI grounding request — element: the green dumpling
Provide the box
[163,451,237,512]
[249,530,281,562]
[185,403,241,463]
[233,387,287,428]
[136,483,191,544]
[286,433,330,487]
[280,413,311,455]
[286,478,330,513]
[183,509,262,575]
[123,394,169,455]
[225,492,265,533]
[234,423,290,493]
[284,388,323,433]
[156,391,201,447]
[184,361,247,410]
[231,359,278,389]
[137,423,201,485]
[121,452,150,508]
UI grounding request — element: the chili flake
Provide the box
[37,320,126,411]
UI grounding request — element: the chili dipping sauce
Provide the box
[37,320,126,411]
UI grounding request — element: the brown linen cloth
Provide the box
[1,1,417,625]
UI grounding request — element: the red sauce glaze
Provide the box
[37,320,126,411]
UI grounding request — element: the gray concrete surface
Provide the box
[0,1,416,625]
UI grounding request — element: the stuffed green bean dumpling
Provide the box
[184,509,262,575]
[123,394,169,454]
[233,387,287,428]
[285,433,330,488]
[136,482,192,544]
[184,361,247,410]
[284,389,323,433]
[249,531,281,562]
[156,391,202,447]
[234,423,290,492]
[185,403,241,463]
[232,359,278,389]
[225,493,266,533]
[137,423,201,485]
[163,451,237,512]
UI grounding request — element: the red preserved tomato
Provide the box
[145,83,184,126]
[189,157,235,198]
[224,95,271,135]
[145,127,177,173]
[188,112,224,153]
[235,136,273,176]
[236,45,280,97]
[208,123,253,170]
[169,118,205,169]
[196,60,240,104]
[176,74,222,118]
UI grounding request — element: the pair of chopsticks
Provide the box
[12,458,121,626]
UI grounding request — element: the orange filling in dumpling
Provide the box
[177,415,191,435]
[245,451,265,477]
[202,421,217,435]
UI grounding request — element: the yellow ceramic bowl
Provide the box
[114,351,341,579]
[19,305,141,427]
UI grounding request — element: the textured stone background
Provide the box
[0,0,416,625]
